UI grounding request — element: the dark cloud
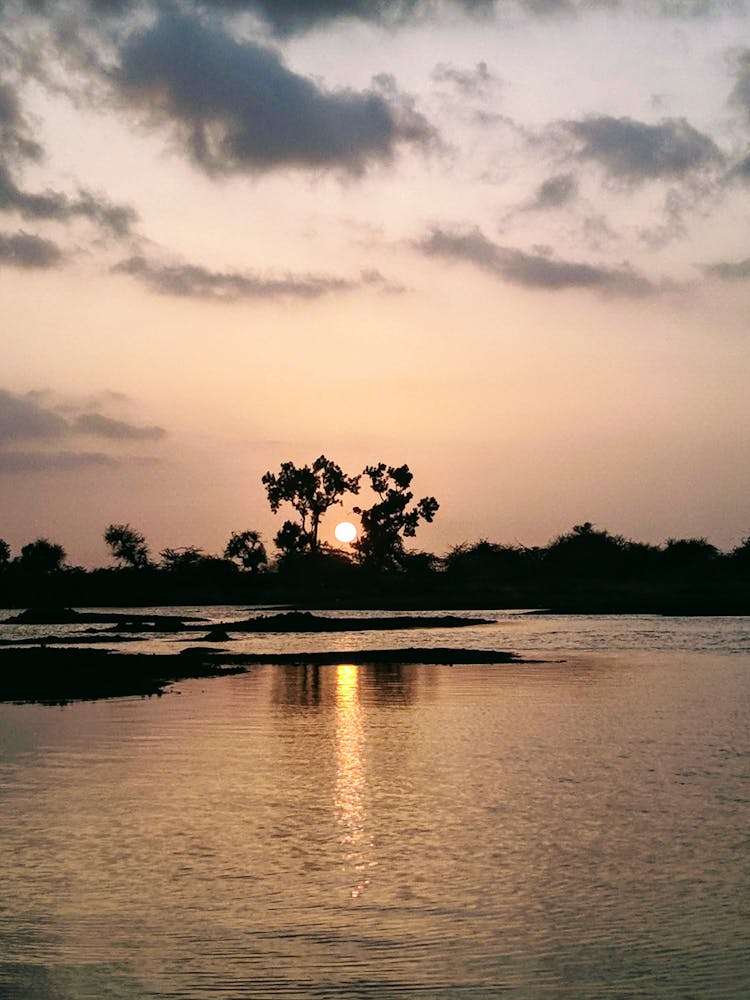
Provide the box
[416,224,652,294]
[431,61,497,97]
[211,0,495,36]
[527,172,578,210]
[730,49,750,123]
[518,0,746,15]
[111,9,434,175]
[210,0,750,33]
[0,76,136,240]
[72,412,166,440]
[113,253,388,300]
[0,229,64,267]
[0,80,44,167]
[0,388,68,442]
[638,187,687,249]
[0,164,137,236]
[0,387,166,445]
[563,115,722,181]
[729,152,750,182]
[703,257,750,281]
[0,450,119,472]
[12,0,735,31]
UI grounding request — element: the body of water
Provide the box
[0,611,748,998]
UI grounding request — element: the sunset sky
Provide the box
[2,0,750,566]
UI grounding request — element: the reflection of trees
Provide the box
[362,663,418,706]
[270,661,421,709]
[271,664,324,709]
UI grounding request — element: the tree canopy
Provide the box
[353,463,439,571]
[262,455,359,553]
[18,538,66,574]
[104,524,151,569]
[224,531,267,573]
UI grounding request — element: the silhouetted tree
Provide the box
[224,530,267,573]
[401,550,440,576]
[619,538,662,577]
[262,455,359,553]
[0,538,10,567]
[445,539,530,581]
[544,522,628,577]
[662,537,719,572]
[730,535,750,569]
[160,546,206,571]
[104,523,151,568]
[18,538,66,573]
[353,463,439,571]
[274,520,311,560]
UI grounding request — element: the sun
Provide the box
[334,521,358,544]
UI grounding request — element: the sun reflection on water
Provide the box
[334,663,373,898]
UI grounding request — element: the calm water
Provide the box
[0,612,749,998]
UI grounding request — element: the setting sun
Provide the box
[334,521,358,544]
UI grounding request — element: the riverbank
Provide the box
[2,608,492,630]
[0,645,531,704]
[0,648,247,703]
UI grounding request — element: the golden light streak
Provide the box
[334,663,373,898]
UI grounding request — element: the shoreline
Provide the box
[3,599,748,618]
[0,645,536,705]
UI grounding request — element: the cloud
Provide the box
[431,61,498,98]
[0,81,43,168]
[516,0,749,16]
[158,0,740,36]
[526,172,578,210]
[112,253,392,301]
[728,151,750,183]
[359,268,408,294]
[111,9,435,175]
[730,48,750,123]
[220,0,496,36]
[71,412,167,441]
[0,230,64,267]
[0,164,137,236]
[14,0,737,33]
[0,387,166,445]
[703,257,750,280]
[637,187,688,249]
[0,56,136,242]
[0,80,135,244]
[563,115,722,181]
[0,388,68,442]
[0,450,120,472]
[416,224,653,294]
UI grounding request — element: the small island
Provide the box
[0,605,515,703]
[0,644,535,704]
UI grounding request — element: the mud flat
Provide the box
[0,645,538,703]
[0,648,243,704]
[213,611,494,632]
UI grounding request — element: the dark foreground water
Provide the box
[0,613,749,998]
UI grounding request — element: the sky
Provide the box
[1,0,750,567]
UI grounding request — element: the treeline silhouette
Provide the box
[1,520,748,614]
[1,455,748,612]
